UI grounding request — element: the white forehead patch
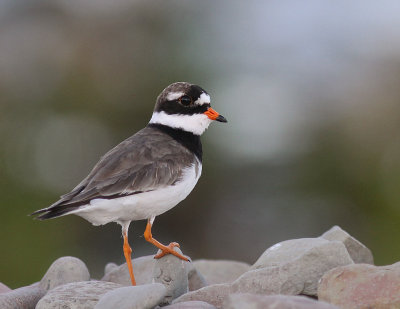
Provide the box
[166,91,184,101]
[194,93,211,105]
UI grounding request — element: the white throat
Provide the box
[149,111,213,135]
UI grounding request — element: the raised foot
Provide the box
[154,242,189,261]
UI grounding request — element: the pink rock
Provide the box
[318,262,400,309]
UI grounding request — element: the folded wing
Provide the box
[31,126,194,219]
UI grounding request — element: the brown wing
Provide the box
[32,126,195,219]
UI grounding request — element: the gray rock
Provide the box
[39,256,90,291]
[104,262,118,276]
[101,255,155,286]
[193,260,250,285]
[0,282,45,309]
[153,247,190,305]
[223,294,339,309]
[252,238,343,269]
[173,284,231,309]
[321,225,374,264]
[36,281,122,309]
[249,238,354,296]
[0,282,12,294]
[163,300,217,308]
[187,264,207,291]
[95,283,166,309]
[230,266,302,295]
[0,257,90,309]
[175,238,354,306]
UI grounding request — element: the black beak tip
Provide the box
[216,115,228,123]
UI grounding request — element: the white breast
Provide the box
[71,160,202,226]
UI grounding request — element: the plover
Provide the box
[31,82,227,285]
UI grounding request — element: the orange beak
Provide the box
[204,107,227,123]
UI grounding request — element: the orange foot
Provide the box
[144,220,189,261]
[154,242,189,260]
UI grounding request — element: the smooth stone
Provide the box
[230,266,302,295]
[101,255,155,286]
[175,238,354,306]
[2,257,90,309]
[0,282,45,309]
[252,238,350,269]
[223,294,340,309]
[104,262,118,276]
[193,260,250,285]
[95,283,166,309]
[318,262,400,308]
[36,281,122,309]
[163,300,217,308]
[321,225,374,264]
[153,247,190,305]
[250,238,354,295]
[173,283,231,309]
[39,256,90,291]
[0,282,12,294]
[187,264,207,291]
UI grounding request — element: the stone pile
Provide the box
[1,225,399,309]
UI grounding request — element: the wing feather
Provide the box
[32,126,195,219]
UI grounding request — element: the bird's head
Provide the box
[149,82,227,135]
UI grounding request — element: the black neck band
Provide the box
[148,123,203,161]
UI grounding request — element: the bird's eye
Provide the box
[179,95,192,106]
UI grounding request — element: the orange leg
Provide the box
[123,231,136,285]
[144,219,189,261]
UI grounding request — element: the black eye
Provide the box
[179,95,192,106]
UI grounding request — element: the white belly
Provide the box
[71,162,202,226]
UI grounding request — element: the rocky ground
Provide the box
[1,225,399,309]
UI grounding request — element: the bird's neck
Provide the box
[147,123,203,162]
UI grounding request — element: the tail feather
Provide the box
[30,185,87,220]
[33,206,81,220]
[30,199,85,220]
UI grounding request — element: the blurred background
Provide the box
[2,0,400,288]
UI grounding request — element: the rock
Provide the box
[252,238,351,269]
[223,294,339,309]
[318,262,400,309]
[230,266,302,295]
[0,257,90,309]
[39,256,90,291]
[250,238,354,295]
[173,283,231,309]
[95,283,166,309]
[0,282,12,294]
[175,238,354,306]
[163,300,217,308]
[36,281,122,309]
[321,225,374,264]
[193,260,250,285]
[104,262,118,275]
[153,247,190,305]
[187,264,207,291]
[0,282,45,309]
[101,255,155,286]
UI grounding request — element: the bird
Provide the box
[31,82,227,286]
